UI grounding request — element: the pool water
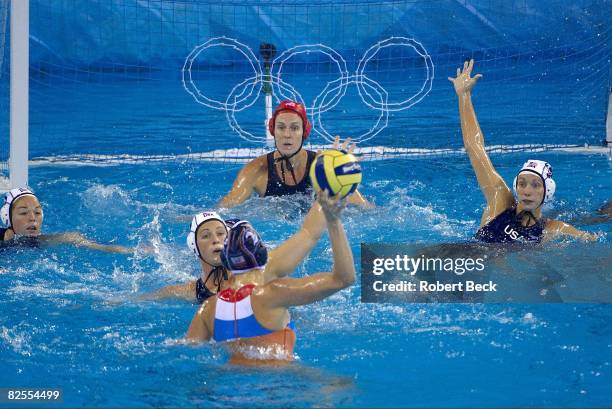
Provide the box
[1,143,610,407]
[0,39,611,407]
[0,0,610,404]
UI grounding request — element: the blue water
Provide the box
[1,144,611,407]
[1,22,611,406]
[1,0,611,405]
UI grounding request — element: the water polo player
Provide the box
[448,60,597,243]
[218,100,371,207]
[1,187,135,252]
[143,200,327,303]
[186,190,355,364]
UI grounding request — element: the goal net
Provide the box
[2,0,610,174]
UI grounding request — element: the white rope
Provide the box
[28,144,611,167]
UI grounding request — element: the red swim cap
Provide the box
[268,100,312,140]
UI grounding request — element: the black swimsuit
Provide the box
[475,207,545,243]
[195,266,228,304]
[0,228,39,249]
[264,150,316,197]
[195,277,216,304]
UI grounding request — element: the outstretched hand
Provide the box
[332,135,356,154]
[317,135,357,156]
[448,59,482,96]
[316,189,346,223]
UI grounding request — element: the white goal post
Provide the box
[1,0,28,192]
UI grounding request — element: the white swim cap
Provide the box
[513,160,556,206]
[1,187,39,228]
[187,211,227,260]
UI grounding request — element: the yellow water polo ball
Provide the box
[309,149,362,198]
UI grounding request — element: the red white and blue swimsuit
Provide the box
[213,284,294,342]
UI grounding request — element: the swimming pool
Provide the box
[2,1,611,407]
[1,146,610,407]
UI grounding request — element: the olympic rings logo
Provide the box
[182,36,434,143]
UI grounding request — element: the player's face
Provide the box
[196,220,227,265]
[11,196,43,236]
[274,111,303,156]
[516,173,545,210]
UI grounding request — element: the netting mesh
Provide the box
[5,0,612,167]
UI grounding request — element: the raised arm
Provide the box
[218,158,265,208]
[449,59,514,221]
[264,201,326,281]
[261,191,356,308]
[264,136,372,280]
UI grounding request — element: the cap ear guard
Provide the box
[544,178,556,203]
[513,160,556,206]
[1,187,37,228]
[186,229,199,257]
[0,202,9,227]
[186,211,226,260]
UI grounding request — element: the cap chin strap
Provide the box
[199,251,228,293]
[202,265,228,293]
[197,246,221,269]
[515,209,538,227]
[274,139,304,185]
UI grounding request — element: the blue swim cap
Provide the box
[223,218,243,229]
[221,221,268,274]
